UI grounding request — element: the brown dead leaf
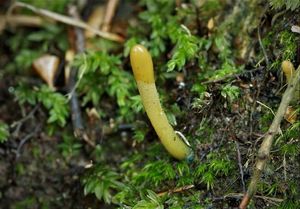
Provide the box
[284,106,297,124]
[33,54,60,89]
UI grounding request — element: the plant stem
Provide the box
[239,65,300,209]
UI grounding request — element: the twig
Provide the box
[102,0,120,32]
[9,2,124,42]
[257,26,269,68]
[157,184,195,197]
[214,193,283,205]
[67,6,95,148]
[67,7,84,136]
[11,104,40,138]
[256,101,275,116]
[239,65,300,209]
[235,141,246,192]
[11,104,39,128]
[15,125,40,158]
[2,15,44,27]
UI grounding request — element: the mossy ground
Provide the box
[0,0,299,208]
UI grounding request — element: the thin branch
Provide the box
[235,141,246,192]
[2,15,44,27]
[15,125,40,158]
[257,26,269,67]
[9,2,124,42]
[11,104,39,128]
[239,65,300,209]
[67,6,95,148]
[214,192,283,205]
[11,104,40,138]
[67,7,84,137]
[157,184,195,197]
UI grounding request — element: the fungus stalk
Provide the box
[130,44,193,160]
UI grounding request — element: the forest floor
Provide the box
[0,0,299,209]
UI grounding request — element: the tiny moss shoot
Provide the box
[130,44,193,160]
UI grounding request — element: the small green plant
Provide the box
[59,134,82,159]
[132,190,164,209]
[15,84,69,127]
[74,50,136,122]
[269,0,300,10]
[82,165,124,204]
[221,84,240,103]
[167,25,199,72]
[195,156,233,189]
[133,160,176,187]
[0,122,9,143]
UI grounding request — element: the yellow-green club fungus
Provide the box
[130,44,193,160]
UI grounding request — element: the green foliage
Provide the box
[2,0,298,208]
[138,0,175,57]
[133,123,148,143]
[14,49,42,70]
[259,111,274,132]
[82,165,124,204]
[137,0,200,72]
[275,121,300,157]
[27,24,69,51]
[15,85,69,127]
[276,199,300,209]
[195,156,233,189]
[279,31,298,61]
[13,196,36,209]
[132,190,163,209]
[0,122,9,143]
[6,24,68,73]
[74,51,136,121]
[167,25,199,72]
[221,84,240,103]
[133,160,176,187]
[265,29,297,70]
[269,0,300,10]
[58,134,82,159]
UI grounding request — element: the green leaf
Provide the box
[0,122,9,143]
[133,190,164,209]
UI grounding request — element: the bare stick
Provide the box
[258,26,269,67]
[15,125,40,158]
[214,192,283,205]
[157,184,195,197]
[235,141,246,192]
[67,8,84,135]
[2,15,44,27]
[9,2,124,42]
[239,65,300,209]
[67,7,96,147]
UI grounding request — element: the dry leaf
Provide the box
[284,106,297,124]
[10,2,124,42]
[33,54,59,89]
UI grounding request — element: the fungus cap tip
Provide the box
[130,45,155,83]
